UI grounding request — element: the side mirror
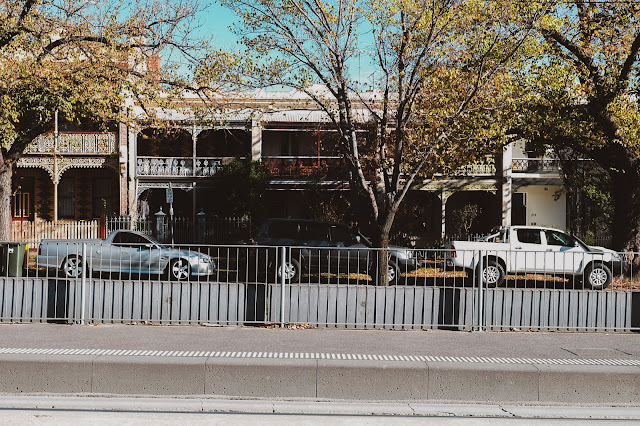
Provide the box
[355,235,361,243]
[574,241,580,248]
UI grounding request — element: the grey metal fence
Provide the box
[0,241,638,331]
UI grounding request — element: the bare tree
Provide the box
[207,0,536,283]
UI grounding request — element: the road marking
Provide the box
[0,347,639,366]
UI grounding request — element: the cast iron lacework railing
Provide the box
[136,157,223,177]
[512,158,561,173]
[25,132,117,155]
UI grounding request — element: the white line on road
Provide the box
[0,347,638,366]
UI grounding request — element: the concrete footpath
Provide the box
[0,324,638,405]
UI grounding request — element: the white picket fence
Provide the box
[10,220,100,245]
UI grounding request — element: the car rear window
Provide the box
[302,223,330,241]
[516,229,541,244]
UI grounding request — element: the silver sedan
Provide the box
[37,230,216,280]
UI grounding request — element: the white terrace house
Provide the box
[125,89,565,242]
[11,88,565,243]
[14,122,127,223]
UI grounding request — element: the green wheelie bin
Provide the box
[1,242,28,277]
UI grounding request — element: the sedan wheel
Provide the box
[387,259,399,285]
[276,258,300,282]
[61,256,83,279]
[169,258,191,281]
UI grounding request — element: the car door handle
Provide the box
[96,250,101,255]
[514,247,522,250]
[546,249,553,252]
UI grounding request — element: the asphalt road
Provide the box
[0,323,638,360]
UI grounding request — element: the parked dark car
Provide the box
[253,218,420,284]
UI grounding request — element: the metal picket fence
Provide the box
[0,239,638,331]
[106,215,251,245]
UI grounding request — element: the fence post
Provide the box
[100,214,106,239]
[155,208,167,243]
[280,246,286,327]
[81,242,87,325]
[197,210,206,244]
[477,250,484,332]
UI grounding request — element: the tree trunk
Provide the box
[0,160,13,241]
[372,207,399,286]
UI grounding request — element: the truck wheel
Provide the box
[480,260,505,288]
[584,263,612,290]
[168,258,191,281]
[276,257,301,283]
[61,255,84,279]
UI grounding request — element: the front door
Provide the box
[299,222,330,272]
[12,177,34,221]
[543,230,584,275]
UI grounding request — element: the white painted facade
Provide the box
[515,185,566,230]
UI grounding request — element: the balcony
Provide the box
[25,132,117,155]
[439,156,560,178]
[512,158,561,173]
[452,162,497,177]
[262,156,351,180]
[136,157,223,177]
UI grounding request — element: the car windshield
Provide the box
[357,233,372,247]
[113,231,164,248]
[146,235,165,248]
[572,235,591,250]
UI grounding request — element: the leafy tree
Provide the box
[554,147,612,240]
[201,0,536,284]
[0,0,201,239]
[517,2,640,252]
[210,158,270,221]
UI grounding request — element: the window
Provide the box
[516,229,541,244]
[330,225,357,246]
[545,230,576,247]
[268,221,299,239]
[113,232,152,247]
[302,223,330,241]
[93,178,113,218]
[58,177,75,219]
[279,133,300,156]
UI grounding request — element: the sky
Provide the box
[198,3,242,51]
[190,1,379,89]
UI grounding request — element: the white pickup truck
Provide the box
[444,226,624,289]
